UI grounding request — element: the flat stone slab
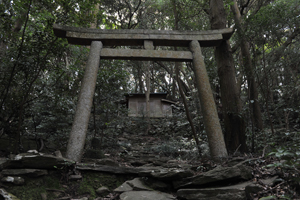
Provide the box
[174,164,252,189]
[53,24,233,47]
[177,181,252,200]
[8,153,75,169]
[114,178,152,192]
[76,163,142,174]
[1,169,48,177]
[139,167,194,181]
[120,191,176,200]
[1,176,25,185]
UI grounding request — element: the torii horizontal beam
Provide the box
[100,48,192,62]
[53,24,233,47]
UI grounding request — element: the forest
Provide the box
[0,0,300,199]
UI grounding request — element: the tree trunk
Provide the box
[144,40,153,134]
[209,0,247,153]
[231,0,263,132]
[171,0,201,155]
[175,63,201,155]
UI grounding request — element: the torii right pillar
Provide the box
[189,40,228,159]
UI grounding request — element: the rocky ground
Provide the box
[0,120,299,200]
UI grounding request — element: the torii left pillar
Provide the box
[66,41,103,161]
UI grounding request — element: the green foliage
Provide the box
[266,143,300,170]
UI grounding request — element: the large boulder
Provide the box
[174,163,252,189]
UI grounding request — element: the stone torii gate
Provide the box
[53,24,233,161]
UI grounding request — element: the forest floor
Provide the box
[1,120,300,199]
[79,122,300,200]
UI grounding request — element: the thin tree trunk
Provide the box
[171,0,201,155]
[144,41,153,134]
[175,63,201,155]
[137,67,144,93]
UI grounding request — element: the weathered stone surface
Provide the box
[260,176,279,186]
[54,150,63,158]
[114,178,152,192]
[1,169,48,177]
[76,163,141,174]
[1,176,25,185]
[127,178,152,191]
[245,183,264,199]
[173,164,252,188]
[100,48,193,62]
[0,158,9,170]
[0,188,20,200]
[144,178,170,191]
[8,153,75,169]
[69,174,82,181]
[53,24,233,47]
[114,181,133,192]
[120,191,176,200]
[40,192,47,200]
[94,158,119,166]
[139,167,193,181]
[177,181,252,200]
[190,40,227,159]
[96,186,110,196]
[65,40,103,162]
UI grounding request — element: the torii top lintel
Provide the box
[53,24,233,47]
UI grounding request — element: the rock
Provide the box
[143,178,170,191]
[245,183,264,199]
[260,176,279,186]
[139,167,193,181]
[1,169,48,177]
[8,153,75,169]
[163,160,192,169]
[120,191,176,200]
[76,163,142,174]
[127,178,152,191]
[40,192,47,200]
[114,181,133,192]
[84,149,105,159]
[114,178,151,192]
[177,181,252,200]
[69,174,82,180]
[94,158,119,166]
[0,158,9,170]
[174,163,252,189]
[0,188,21,200]
[96,186,110,196]
[27,150,39,154]
[54,150,63,157]
[1,176,25,185]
